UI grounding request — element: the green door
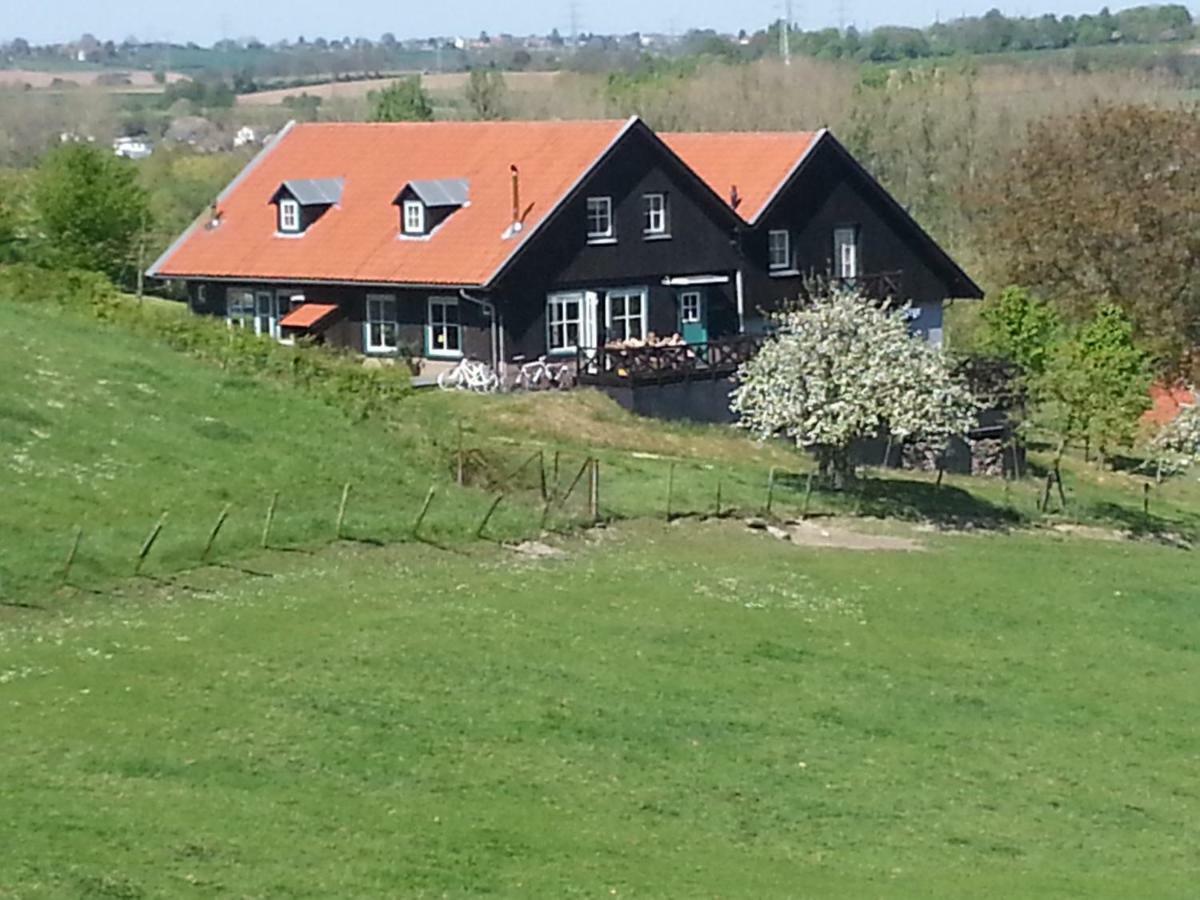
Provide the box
[679,290,707,344]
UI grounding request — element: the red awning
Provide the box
[279,302,340,331]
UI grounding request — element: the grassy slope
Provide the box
[0,299,808,599]
[1,521,1197,897]
[3,295,1199,601]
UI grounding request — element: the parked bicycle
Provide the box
[436,358,500,393]
[513,355,574,391]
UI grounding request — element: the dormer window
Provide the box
[394,178,469,238]
[279,199,300,233]
[270,178,343,237]
[403,200,425,235]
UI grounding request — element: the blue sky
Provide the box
[6,1,1141,46]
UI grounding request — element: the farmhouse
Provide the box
[148,116,981,400]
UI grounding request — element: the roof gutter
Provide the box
[146,119,298,279]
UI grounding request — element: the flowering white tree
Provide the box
[731,286,978,481]
[1149,401,1200,480]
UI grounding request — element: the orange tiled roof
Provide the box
[279,302,340,329]
[1144,383,1197,426]
[152,119,634,286]
[660,130,823,224]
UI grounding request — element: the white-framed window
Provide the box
[226,287,256,329]
[365,293,398,353]
[768,229,791,270]
[586,196,613,242]
[679,290,702,324]
[834,225,860,279]
[643,193,667,236]
[279,198,300,233]
[427,296,462,358]
[403,200,425,235]
[546,292,583,354]
[605,287,647,343]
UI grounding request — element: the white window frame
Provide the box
[834,225,860,279]
[586,196,614,242]
[226,287,256,330]
[546,292,584,355]
[403,200,425,235]
[643,192,668,236]
[365,293,398,354]
[279,198,300,233]
[605,287,648,344]
[679,290,702,324]
[427,296,462,359]
[768,229,791,271]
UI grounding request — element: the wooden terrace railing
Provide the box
[575,335,764,387]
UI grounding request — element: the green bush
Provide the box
[0,264,410,420]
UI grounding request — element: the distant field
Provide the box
[0,68,186,91]
[236,71,561,106]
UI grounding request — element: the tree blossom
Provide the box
[731,286,978,478]
[1149,400,1200,478]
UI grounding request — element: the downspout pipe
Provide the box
[458,288,503,380]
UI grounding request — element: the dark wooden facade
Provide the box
[737,135,982,345]
[180,125,980,370]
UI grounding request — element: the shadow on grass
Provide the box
[840,475,1023,530]
[1084,501,1197,545]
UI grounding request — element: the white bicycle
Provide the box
[513,355,573,391]
[437,358,500,393]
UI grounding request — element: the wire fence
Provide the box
[9,425,1178,602]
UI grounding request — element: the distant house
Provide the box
[112,135,152,159]
[148,117,980,394]
[233,126,258,148]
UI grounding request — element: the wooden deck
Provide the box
[575,336,763,387]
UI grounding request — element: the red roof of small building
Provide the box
[151,118,635,287]
[660,130,823,224]
[1144,383,1198,426]
[279,302,340,330]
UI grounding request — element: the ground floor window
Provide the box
[226,287,256,330]
[365,294,398,352]
[427,296,461,357]
[546,292,583,354]
[606,287,647,343]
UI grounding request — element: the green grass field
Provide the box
[2,292,1200,896]
[2,521,1198,897]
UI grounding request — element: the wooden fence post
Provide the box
[456,420,465,487]
[560,457,592,505]
[134,511,168,575]
[765,467,777,517]
[476,494,505,540]
[335,482,352,539]
[588,458,600,523]
[1143,482,1151,517]
[538,450,548,502]
[261,491,279,549]
[412,486,437,538]
[666,462,676,521]
[61,525,83,586]
[714,477,722,518]
[201,505,231,562]
[552,450,561,498]
[802,470,815,520]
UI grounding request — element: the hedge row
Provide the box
[0,264,411,420]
